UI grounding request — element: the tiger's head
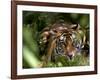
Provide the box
[39,21,86,62]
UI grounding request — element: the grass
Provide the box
[44,54,89,67]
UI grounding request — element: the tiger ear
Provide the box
[71,24,80,30]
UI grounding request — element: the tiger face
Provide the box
[39,22,86,63]
[54,32,76,60]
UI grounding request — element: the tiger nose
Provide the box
[68,55,73,60]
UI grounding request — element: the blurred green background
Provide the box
[23,11,89,68]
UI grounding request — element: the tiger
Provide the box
[39,21,89,66]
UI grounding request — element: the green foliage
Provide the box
[43,54,89,68]
[23,11,89,68]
